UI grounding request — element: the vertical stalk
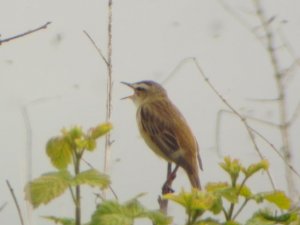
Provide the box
[104,0,113,175]
[74,154,81,225]
[253,0,296,197]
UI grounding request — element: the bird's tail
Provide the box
[188,170,201,190]
[180,157,201,190]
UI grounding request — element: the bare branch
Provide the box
[287,101,300,127]
[162,57,192,85]
[21,96,61,181]
[0,22,51,45]
[216,109,279,156]
[82,158,119,200]
[245,97,280,102]
[252,0,298,197]
[0,202,8,212]
[249,128,300,179]
[104,0,114,179]
[6,180,24,225]
[191,57,276,190]
[83,30,109,66]
[217,0,262,42]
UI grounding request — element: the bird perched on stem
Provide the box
[121,80,202,189]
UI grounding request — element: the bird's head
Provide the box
[121,80,167,105]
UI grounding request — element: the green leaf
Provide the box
[144,210,172,225]
[246,210,298,225]
[25,170,72,208]
[252,193,264,204]
[86,138,97,151]
[89,123,112,139]
[195,218,222,225]
[242,160,269,177]
[237,184,252,198]
[74,169,110,189]
[46,137,73,170]
[164,189,220,213]
[246,215,276,225]
[224,221,241,225]
[262,191,291,210]
[91,198,171,225]
[64,126,84,141]
[124,198,146,217]
[206,182,238,203]
[219,157,241,181]
[42,216,75,225]
[74,137,88,149]
[90,200,140,225]
[206,182,229,192]
[252,191,291,210]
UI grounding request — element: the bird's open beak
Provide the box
[121,82,134,100]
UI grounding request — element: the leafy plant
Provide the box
[164,157,300,225]
[90,194,172,225]
[24,123,171,225]
[24,125,299,225]
[25,123,112,225]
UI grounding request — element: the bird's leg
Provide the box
[167,162,172,177]
[162,163,179,194]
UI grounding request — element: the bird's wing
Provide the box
[139,102,181,160]
[196,139,203,170]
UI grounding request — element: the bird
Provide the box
[121,80,202,189]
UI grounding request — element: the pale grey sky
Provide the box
[1,1,300,224]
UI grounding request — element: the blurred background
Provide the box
[0,0,299,224]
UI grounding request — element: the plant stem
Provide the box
[104,0,113,177]
[227,176,237,221]
[0,21,51,45]
[74,153,81,225]
[6,180,25,225]
[233,199,249,220]
[192,58,276,189]
[253,0,297,198]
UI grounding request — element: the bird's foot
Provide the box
[162,170,177,194]
[162,182,174,194]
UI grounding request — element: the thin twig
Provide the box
[21,106,33,182]
[0,22,51,45]
[216,109,300,179]
[215,109,279,156]
[232,198,249,220]
[21,96,60,182]
[219,0,299,199]
[192,57,276,190]
[287,101,300,127]
[68,186,77,204]
[162,58,192,85]
[83,30,109,66]
[249,127,300,179]
[104,0,114,178]
[277,25,300,64]
[82,158,118,200]
[0,202,8,212]
[6,180,25,225]
[217,0,261,42]
[163,57,276,189]
[253,0,297,197]
[245,97,279,102]
[85,0,114,197]
[216,109,279,155]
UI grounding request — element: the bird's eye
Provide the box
[136,87,146,92]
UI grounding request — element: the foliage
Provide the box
[164,157,300,225]
[91,195,172,225]
[25,123,113,225]
[25,125,299,225]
